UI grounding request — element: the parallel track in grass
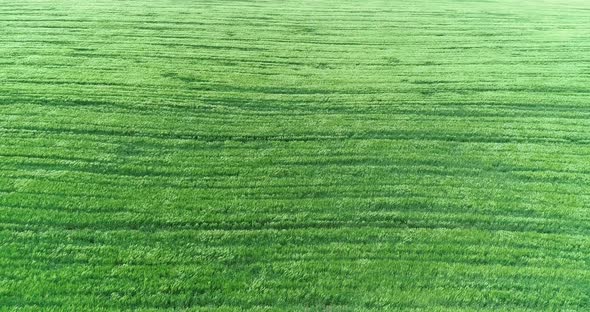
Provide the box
[2,0,590,310]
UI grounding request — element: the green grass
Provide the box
[2,0,590,310]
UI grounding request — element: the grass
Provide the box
[2,0,590,310]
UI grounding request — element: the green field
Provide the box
[2,0,590,310]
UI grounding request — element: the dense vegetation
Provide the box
[2,0,590,310]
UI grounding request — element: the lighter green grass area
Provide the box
[1,0,590,310]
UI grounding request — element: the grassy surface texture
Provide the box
[2,0,590,310]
